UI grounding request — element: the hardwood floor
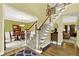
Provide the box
[4,46,25,56]
[3,42,79,56]
[42,42,79,56]
[3,46,42,56]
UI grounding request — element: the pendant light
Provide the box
[19,24,25,27]
[19,16,25,27]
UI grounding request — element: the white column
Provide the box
[57,15,63,45]
[36,29,41,50]
[67,25,70,33]
[36,30,39,49]
[35,29,42,53]
[24,30,27,46]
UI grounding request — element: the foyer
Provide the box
[0,3,79,56]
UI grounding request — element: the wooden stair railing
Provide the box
[26,21,37,30]
[38,16,50,30]
[37,4,56,30]
[26,4,58,30]
[26,4,57,30]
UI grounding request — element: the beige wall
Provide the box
[4,20,34,32]
[0,4,4,55]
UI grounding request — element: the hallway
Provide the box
[42,42,79,56]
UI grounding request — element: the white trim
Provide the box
[51,41,57,44]
[41,41,50,49]
[36,30,39,49]
[57,42,62,45]
[51,41,62,45]
[35,49,42,53]
[24,30,27,46]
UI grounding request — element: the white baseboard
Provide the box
[58,42,62,45]
[51,41,62,45]
[35,49,42,53]
[41,41,50,49]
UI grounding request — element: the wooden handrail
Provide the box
[27,21,37,30]
[38,16,49,30]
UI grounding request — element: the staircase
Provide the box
[51,3,71,20]
[26,31,36,49]
[25,3,72,52]
[39,22,53,49]
[37,3,71,49]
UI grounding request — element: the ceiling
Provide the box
[5,3,48,23]
[55,4,79,24]
[62,4,79,24]
[3,4,38,23]
[62,3,79,16]
[3,3,79,24]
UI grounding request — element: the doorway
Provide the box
[63,25,77,44]
[4,25,26,52]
